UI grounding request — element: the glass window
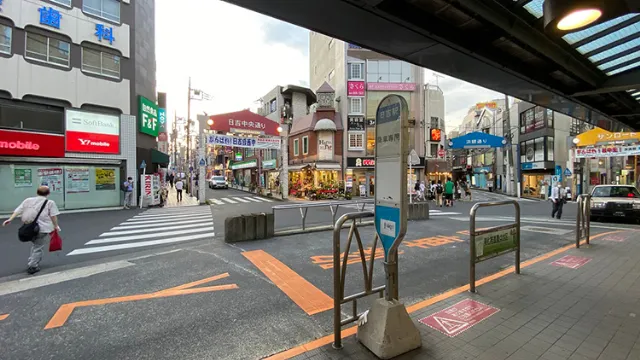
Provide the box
[26,32,70,67]
[349,97,363,114]
[401,62,413,82]
[348,132,364,150]
[348,63,363,80]
[534,107,544,130]
[81,47,120,78]
[293,139,299,156]
[520,142,527,163]
[378,61,389,74]
[84,0,121,23]
[302,136,309,154]
[547,136,554,161]
[51,0,72,6]
[534,137,544,161]
[0,24,11,54]
[389,60,402,74]
[546,109,554,128]
[430,143,439,157]
[366,126,375,156]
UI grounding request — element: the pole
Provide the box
[186,76,191,181]
[409,160,413,204]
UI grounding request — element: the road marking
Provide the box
[140,207,208,215]
[0,261,134,297]
[246,197,263,203]
[127,212,212,221]
[208,199,225,205]
[0,314,8,321]
[430,212,461,216]
[521,226,572,235]
[243,250,333,315]
[263,229,628,360]
[123,214,211,224]
[111,218,211,230]
[44,272,238,329]
[67,233,214,256]
[232,197,251,203]
[100,222,214,237]
[221,197,238,204]
[87,227,215,245]
[254,196,273,202]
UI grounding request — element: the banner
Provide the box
[66,167,90,193]
[206,134,281,149]
[38,168,63,193]
[95,168,116,190]
[14,169,32,188]
[575,145,640,158]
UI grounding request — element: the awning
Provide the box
[288,164,311,171]
[230,159,257,170]
[314,163,341,170]
[151,149,170,165]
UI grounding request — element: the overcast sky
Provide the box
[156,0,502,129]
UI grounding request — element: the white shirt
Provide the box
[419,183,426,192]
[175,181,184,190]
[15,196,60,233]
[550,186,562,201]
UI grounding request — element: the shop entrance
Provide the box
[355,172,375,197]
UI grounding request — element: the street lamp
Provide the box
[207,118,214,126]
[277,126,283,133]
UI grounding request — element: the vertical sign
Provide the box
[138,96,159,137]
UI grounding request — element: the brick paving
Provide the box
[289,230,640,360]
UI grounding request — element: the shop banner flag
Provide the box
[206,134,281,149]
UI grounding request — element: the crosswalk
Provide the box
[208,196,274,205]
[67,206,214,256]
[338,203,461,216]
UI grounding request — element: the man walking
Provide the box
[123,177,134,209]
[175,178,184,202]
[435,180,444,207]
[551,183,565,219]
[444,177,455,207]
[169,172,175,189]
[2,186,61,274]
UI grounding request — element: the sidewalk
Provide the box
[228,184,285,201]
[165,186,199,207]
[272,229,640,360]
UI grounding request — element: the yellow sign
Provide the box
[95,168,116,190]
[476,102,497,110]
[575,128,640,147]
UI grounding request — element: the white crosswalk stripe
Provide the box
[67,206,214,256]
[221,197,238,204]
[208,196,275,205]
[246,197,263,203]
[233,197,251,203]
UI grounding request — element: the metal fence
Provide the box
[272,199,374,233]
[331,211,383,350]
[575,194,591,248]
[470,200,521,293]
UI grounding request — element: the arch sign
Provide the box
[574,128,640,147]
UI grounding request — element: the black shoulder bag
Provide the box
[18,200,48,242]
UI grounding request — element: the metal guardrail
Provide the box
[272,199,374,231]
[576,194,591,248]
[332,211,382,350]
[470,200,521,293]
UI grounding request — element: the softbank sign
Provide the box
[65,109,120,154]
[0,129,65,157]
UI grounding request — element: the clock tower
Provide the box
[316,82,335,110]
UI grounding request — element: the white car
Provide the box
[209,176,228,189]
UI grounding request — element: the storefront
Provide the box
[288,163,341,197]
[346,156,425,197]
[520,162,554,198]
[230,160,257,186]
[0,109,137,213]
[425,159,451,184]
[471,166,492,189]
[262,159,278,192]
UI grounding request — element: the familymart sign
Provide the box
[138,96,159,137]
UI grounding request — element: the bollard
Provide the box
[253,213,266,239]
[224,216,245,243]
[265,212,275,238]
[243,214,256,241]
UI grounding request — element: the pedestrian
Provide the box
[169,173,175,189]
[435,180,444,207]
[419,181,426,202]
[464,180,472,201]
[175,178,184,202]
[430,180,436,201]
[414,181,421,201]
[444,177,455,207]
[551,183,565,219]
[2,186,61,274]
[122,177,134,209]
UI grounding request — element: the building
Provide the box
[309,33,425,197]
[0,0,158,213]
[423,84,448,183]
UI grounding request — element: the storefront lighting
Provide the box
[277,126,283,133]
[207,119,214,126]
[572,138,580,145]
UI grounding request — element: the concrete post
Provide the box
[199,133,206,204]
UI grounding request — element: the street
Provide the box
[0,190,638,360]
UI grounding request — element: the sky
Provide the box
[156,0,502,130]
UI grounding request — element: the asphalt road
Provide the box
[1,190,638,360]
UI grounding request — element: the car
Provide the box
[209,176,228,189]
[590,184,640,223]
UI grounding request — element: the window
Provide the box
[302,136,309,155]
[430,116,439,129]
[348,132,364,150]
[430,143,439,157]
[25,32,70,67]
[348,62,364,80]
[328,69,335,81]
[366,127,375,155]
[534,137,544,161]
[367,60,414,83]
[546,109,554,128]
[520,106,554,134]
[82,47,120,78]
[349,97,363,114]
[547,136,554,161]
[0,24,11,55]
[83,0,120,23]
[51,0,72,6]
[293,139,299,156]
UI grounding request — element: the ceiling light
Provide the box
[556,8,602,30]
[543,0,607,32]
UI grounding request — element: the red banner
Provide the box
[208,110,281,136]
[0,129,65,157]
[65,131,120,154]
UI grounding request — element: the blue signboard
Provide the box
[39,6,62,29]
[199,158,205,166]
[555,165,563,182]
[95,24,115,45]
[158,108,167,133]
[449,132,506,149]
[140,160,146,169]
[375,205,401,254]
[564,168,572,177]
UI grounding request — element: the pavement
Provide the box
[0,190,639,360]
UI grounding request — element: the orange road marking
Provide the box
[45,272,237,330]
[264,229,627,360]
[243,250,333,315]
[0,314,8,321]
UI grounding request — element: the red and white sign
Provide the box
[551,255,592,269]
[0,129,65,158]
[575,145,640,158]
[438,149,446,158]
[142,175,152,197]
[367,82,416,92]
[419,299,499,337]
[208,110,280,136]
[65,109,120,154]
[347,81,365,96]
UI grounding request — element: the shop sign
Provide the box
[38,168,63,193]
[138,96,159,137]
[347,81,365,96]
[262,159,276,169]
[38,6,61,29]
[235,152,243,161]
[0,129,65,158]
[158,108,167,133]
[141,174,160,206]
[475,102,498,110]
[575,127,640,147]
[347,157,376,167]
[230,160,257,170]
[575,145,640,158]
[521,162,545,170]
[95,24,115,45]
[449,131,505,149]
[206,134,281,149]
[367,82,416,92]
[65,109,120,154]
[347,116,365,131]
[367,118,375,127]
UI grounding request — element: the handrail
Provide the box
[332,211,381,350]
[575,194,591,248]
[470,200,521,293]
[273,199,374,231]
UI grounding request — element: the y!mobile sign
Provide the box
[0,129,65,157]
[65,109,120,154]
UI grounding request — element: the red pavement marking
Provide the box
[0,314,8,321]
[418,299,499,337]
[601,234,627,242]
[551,255,592,269]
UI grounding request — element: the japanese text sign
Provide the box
[347,81,365,96]
[138,96,159,137]
[39,6,61,29]
[575,145,640,158]
[206,134,281,149]
[95,24,115,45]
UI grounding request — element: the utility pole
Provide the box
[186,76,192,177]
[172,110,178,170]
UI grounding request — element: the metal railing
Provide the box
[272,199,374,232]
[332,211,383,350]
[575,194,591,248]
[470,200,521,293]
